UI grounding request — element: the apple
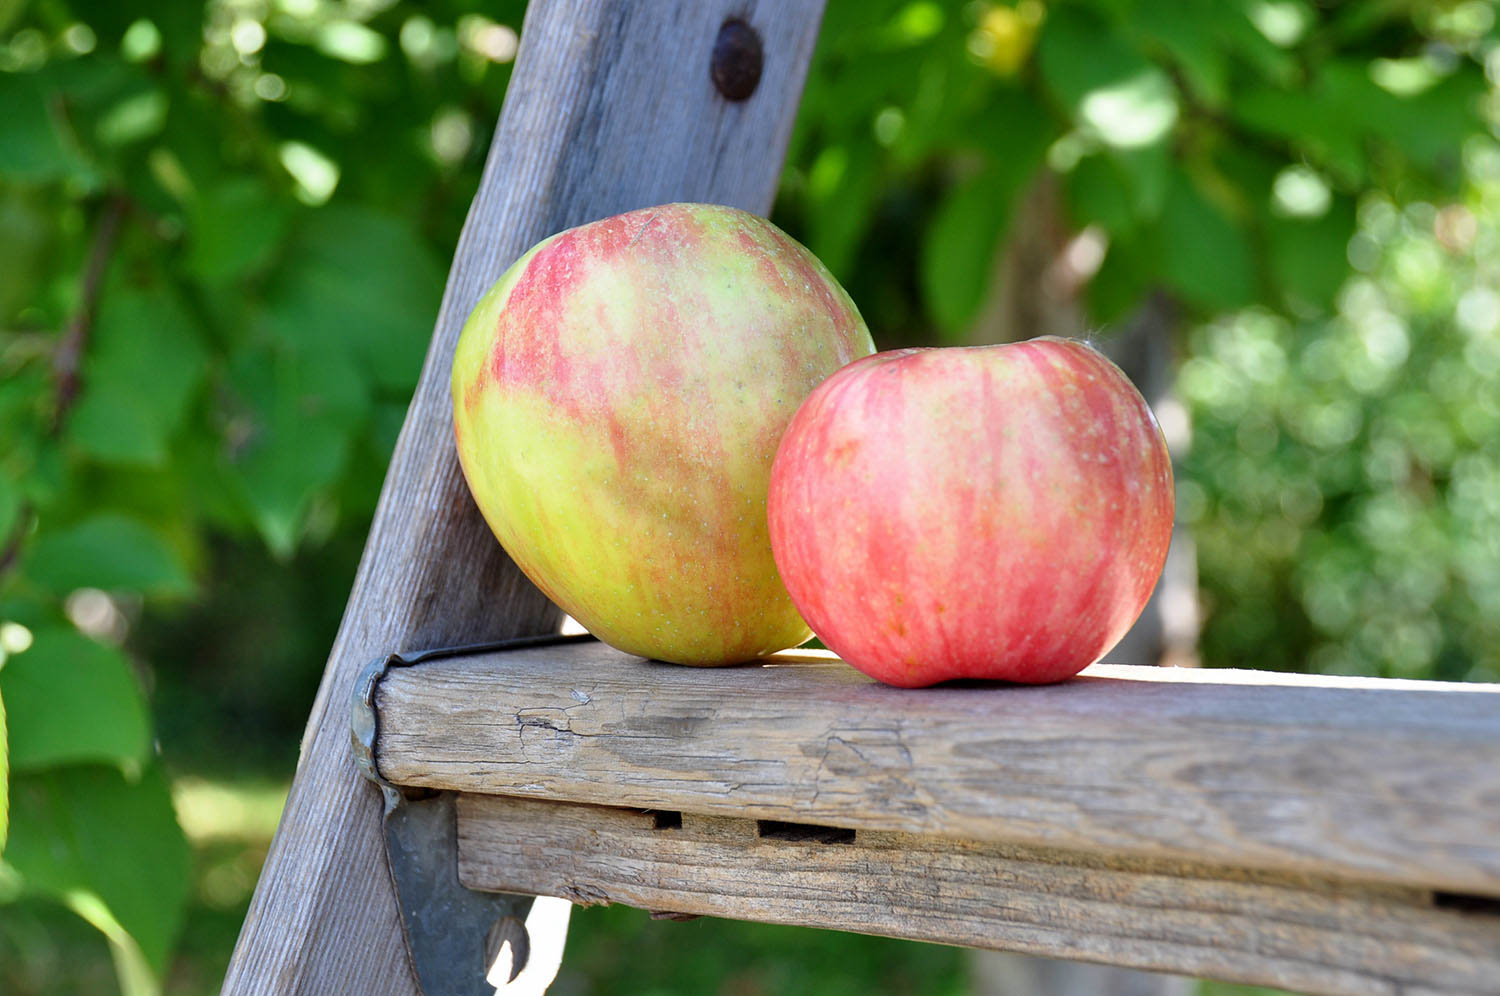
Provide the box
[451,203,874,665]
[767,337,1174,687]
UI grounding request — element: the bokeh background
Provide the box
[2,0,1498,993]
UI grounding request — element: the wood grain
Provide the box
[456,794,1500,996]
[372,641,1500,898]
[222,1,828,991]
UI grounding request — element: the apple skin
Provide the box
[767,337,1174,687]
[451,203,874,666]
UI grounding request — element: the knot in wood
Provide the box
[711,18,763,101]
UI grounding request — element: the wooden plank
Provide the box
[456,794,1500,996]
[372,641,1500,898]
[222,1,829,991]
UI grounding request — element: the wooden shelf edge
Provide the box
[372,639,1500,897]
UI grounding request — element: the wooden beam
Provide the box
[223,1,829,991]
[456,794,1500,996]
[372,641,1500,898]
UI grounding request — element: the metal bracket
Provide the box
[352,632,596,995]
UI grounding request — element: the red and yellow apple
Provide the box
[767,337,1174,687]
[451,203,874,665]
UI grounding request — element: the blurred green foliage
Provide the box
[0,0,1496,991]
[0,0,523,987]
[1182,147,1500,683]
[780,0,1490,343]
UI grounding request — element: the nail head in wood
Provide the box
[711,18,764,101]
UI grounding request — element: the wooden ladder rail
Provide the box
[222,2,828,991]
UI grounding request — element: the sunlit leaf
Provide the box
[3,763,190,979]
[1079,69,1177,148]
[27,514,192,597]
[95,87,168,148]
[1038,5,1178,149]
[0,628,150,774]
[279,141,340,205]
[1247,0,1314,48]
[317,20,388,64]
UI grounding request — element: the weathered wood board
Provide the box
[457,793,1500,996]
[372,641,1500,898]
[223,1,830,991]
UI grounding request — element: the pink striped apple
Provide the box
[768,337,1174,687]
[451,203,874,665]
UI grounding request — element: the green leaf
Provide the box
[889,53,978,164]
[1086,229,1155,324]
[186,178,295,284]
[1112,142,1171,222]
[805,143,880,280]
[1039,3,1138,106]
[1233,86,1366,184]
[0,628,150,774]
[228,205,441,554]
[0,74,95,183]
[921,159,1037,335]
[27,514,192,597]
[1129,0,1229,108]
[261,205,444,392]
[67,291,207,467]
[1065,154,1136,234]
[1038,5,1179,149]
[1267,196,1357,313]
[4,763,190,981]
[1218,5,1299,85]
[1367,68,1486,177]
[919,91,1051,335]
[227,346,363,557]
[965,85,1057,167]
[1152,168,1258,311]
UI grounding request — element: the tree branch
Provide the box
[52,191,129,435]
